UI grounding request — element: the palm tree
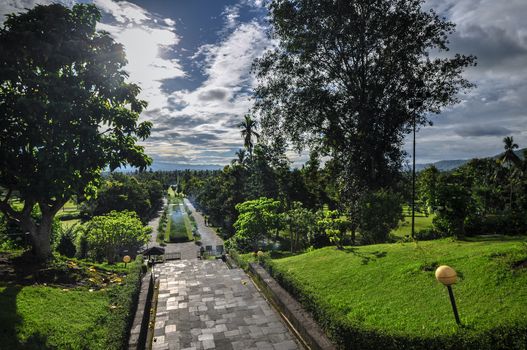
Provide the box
[231,149,247,166]
[500,136,521,209]
[501,136,521,167]
[238,115,260,156]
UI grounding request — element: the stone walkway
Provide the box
[184,198,223,247]
[153,259,300,350]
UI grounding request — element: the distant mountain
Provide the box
[415,148,526,171]
[114,162,223,172]
[415,159,468,171]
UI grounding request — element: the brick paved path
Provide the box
[153,259,300,350]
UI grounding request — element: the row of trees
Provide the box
[417,137,527,237]
[80,173,163,224]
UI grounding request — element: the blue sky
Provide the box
[1,0,527,168]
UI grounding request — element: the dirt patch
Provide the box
[512,259,527,270]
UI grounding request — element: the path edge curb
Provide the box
[249,262,336,350]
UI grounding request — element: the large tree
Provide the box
[253,0,475,209]
[0,4,152,259]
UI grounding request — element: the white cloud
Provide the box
[97,22,185,111]
[164,17,176,27]
[93,0,149,24]
[222,5,240,29]
[150,20,272,165]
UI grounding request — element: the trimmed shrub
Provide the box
[55,226,77,258]
[100,257,144,349]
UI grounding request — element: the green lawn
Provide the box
[165,200,193,243]
[0,256,142,349]
[266,237,527,348]
[391,214,434,238]
[0,285,110,349]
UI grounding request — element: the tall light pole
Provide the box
[411,115,416,239]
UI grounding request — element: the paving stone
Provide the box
[152,259,299,349]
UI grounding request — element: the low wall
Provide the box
[128,273,154,350]
[249,263,336,350]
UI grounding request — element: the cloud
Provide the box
[222,4,240,29]
[405,0,527,163]
[93,0,149,24]
[455,125,512,137]
[197,88,229,101]
[149,18,272,165]
[94,5,184,114]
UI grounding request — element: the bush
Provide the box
[414,227,446,241]
[100,257,144,349]
[55,226,77,257]
[465,213,527,236]
[82,211,150,263]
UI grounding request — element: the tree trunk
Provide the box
[30,213,53,260]
[289,223,293,253]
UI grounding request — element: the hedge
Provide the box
[264,261,527,350]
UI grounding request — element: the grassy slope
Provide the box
[268,237,527,339]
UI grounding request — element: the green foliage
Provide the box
[55,226,77,258]
[80,211,150,263]
[81,174,163,224]
[433,173,475,238]
[317,208,351,249]
[267,237,527,349]
[417,166,440,213]
[0,4,152,259]
[157,205,168,241]
[231,197,282,252]
[102,258,143,350]
[282,202,318,252]
[239,114,260,156]
[358,189,403,244]
[253,0,476,205]
[414,138,527,237]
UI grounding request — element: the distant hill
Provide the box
[416,148,526,171]
[114,162,223,172]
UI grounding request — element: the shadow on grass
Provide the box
[0,284,52,349]
[0,284,22,349]
[342,247,388,265]
[459,235,527,243]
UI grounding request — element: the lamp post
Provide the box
[435,265,461,325]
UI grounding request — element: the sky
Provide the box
[1,0,526,168]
